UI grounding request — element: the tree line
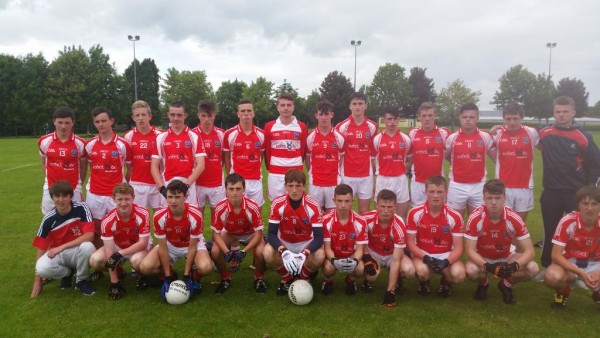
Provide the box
[0,44,596,136]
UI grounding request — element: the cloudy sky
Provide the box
[1,0,599,110]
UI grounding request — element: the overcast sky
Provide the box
[1,0,598,110]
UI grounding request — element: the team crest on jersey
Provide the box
[476,140,484,147]
[134,228,139,234]
[435,136,442,143]
[254,142,261,148]
[71,149,78,156]
[302,217,309,224]
[215,141,221,147]
[111,151,118,158]
[332,142,338,148]
[349,232,356,240]
[365,132,371,138]
[523,136,529,144]
[293,132,300,139]
[442,225,450,233]
[184,141,192,148]
[399,142,405,148]
[503,231,509,238]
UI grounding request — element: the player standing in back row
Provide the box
[264,93,308,201]
[335,92,378,215]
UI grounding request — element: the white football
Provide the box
[288,279,313,306]
[166,280,190,305]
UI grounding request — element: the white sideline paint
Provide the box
[1,163,35,172]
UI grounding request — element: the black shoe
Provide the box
[363,281,374,293]
[383,290,397,307]
[497,281,516,304]
[136,276,148,290]
[254,278,267,293]
[321,281,334,296]
[474,283,489,301]
[417,280,431,296]
[60,271,74,289]
[75,280,96,296]
[277,280,292,296]
[437,282,452,298]
[215,279,231,294]
[551,291,568,309]
[345,280,357,295]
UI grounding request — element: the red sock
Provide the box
[345,274,355,283]
[503,278,513,288]
[220,271,231,280]
[275,266,290,279]
[300,265,313,280]
[561,286,571,296]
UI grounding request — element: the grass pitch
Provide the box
[1,135,600,337]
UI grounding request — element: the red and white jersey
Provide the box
[408,126,449,183]
[494,126,539,189]
[223,124,265,180]
[406,203,463,254]
[85,133,131,196]
[306,128,345,186]
[372,130,411,176]
[335,116,378,177]
[33,202,94,250]
[100,204,151,249]
[193,126,225,187]
[269,193,322,243]
[153,203,204,248]
[552,211,600,261]
[123,126,162,185]
[465,205,530,260]
[152,127,206,182]
[322,209,368,258]
[363,210,407,256]
[264,117,307,175]
[38,132,86,190]
[445,129,495,183]
[212,197,264,236]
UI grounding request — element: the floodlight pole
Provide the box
[128,35,141,100]
[351,40,361,90]
[546,42,556,77]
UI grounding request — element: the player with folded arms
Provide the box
[88,183,153,300]
[263,169,325,295]
[464,179,539,304]
[321,184,368,296]
[362,189,415,306]
[210,173,267,294]
[406,175,466,297]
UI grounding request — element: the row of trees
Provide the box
[0,45,596,136]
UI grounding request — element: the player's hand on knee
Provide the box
[234,250,246,263]
[484,262,503,278]
[224,250,234,262]
[341,258,359,273]
[423,255,437,269]
[363,254,378,276]
[332,258,346,272]
[433,259,450,273]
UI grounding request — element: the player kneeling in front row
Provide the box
[88,183,153,300]
[363,189,415,306]
[31,181,96,297]
[544,185,600,309]
[264,169,325,295]
[138,180,212,301]
[211,173,267,293]
[465,179,538,304]
[407,176,466,297]
[321,184,368,296]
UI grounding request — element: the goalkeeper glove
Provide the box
[234,250,247,264]
[498,262,520,278]
[341,258,359,273]
[423,255,437,269]
[224,250,234,262]
[108,282,125,300]
[105,252,123,270]
[281,250,299,275]
[363,254,379,276]
[484,262,503,278]
[434,259,450,273]
[161,277,172,302]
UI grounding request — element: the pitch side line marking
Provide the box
[1,163,35,172]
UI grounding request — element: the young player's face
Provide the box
[383,113,399,133]
[167,190,187,214]
[376,199,396,224]
[198,112,215,129]
[93,112,114,134]
[418,108,436,131]
[315,110,333,128]
[349,99,367,117]
[53,117,74,136]
[483,192,505,216]
[553,104,576,127]
[167,106,187,127]
[237,103,255,125]
[114,193,134,216]
[503,113,522,132]
[226,181,245,204]
[277,99,295,118]
[52,193,73,216]
[334,193,353,216]
[425,183,447,208]
[285,181,305,201]
[459,110,478,132]
[132,108,152,130]
[578,197,600,225]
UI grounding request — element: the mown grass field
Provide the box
[1,133,600,337]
